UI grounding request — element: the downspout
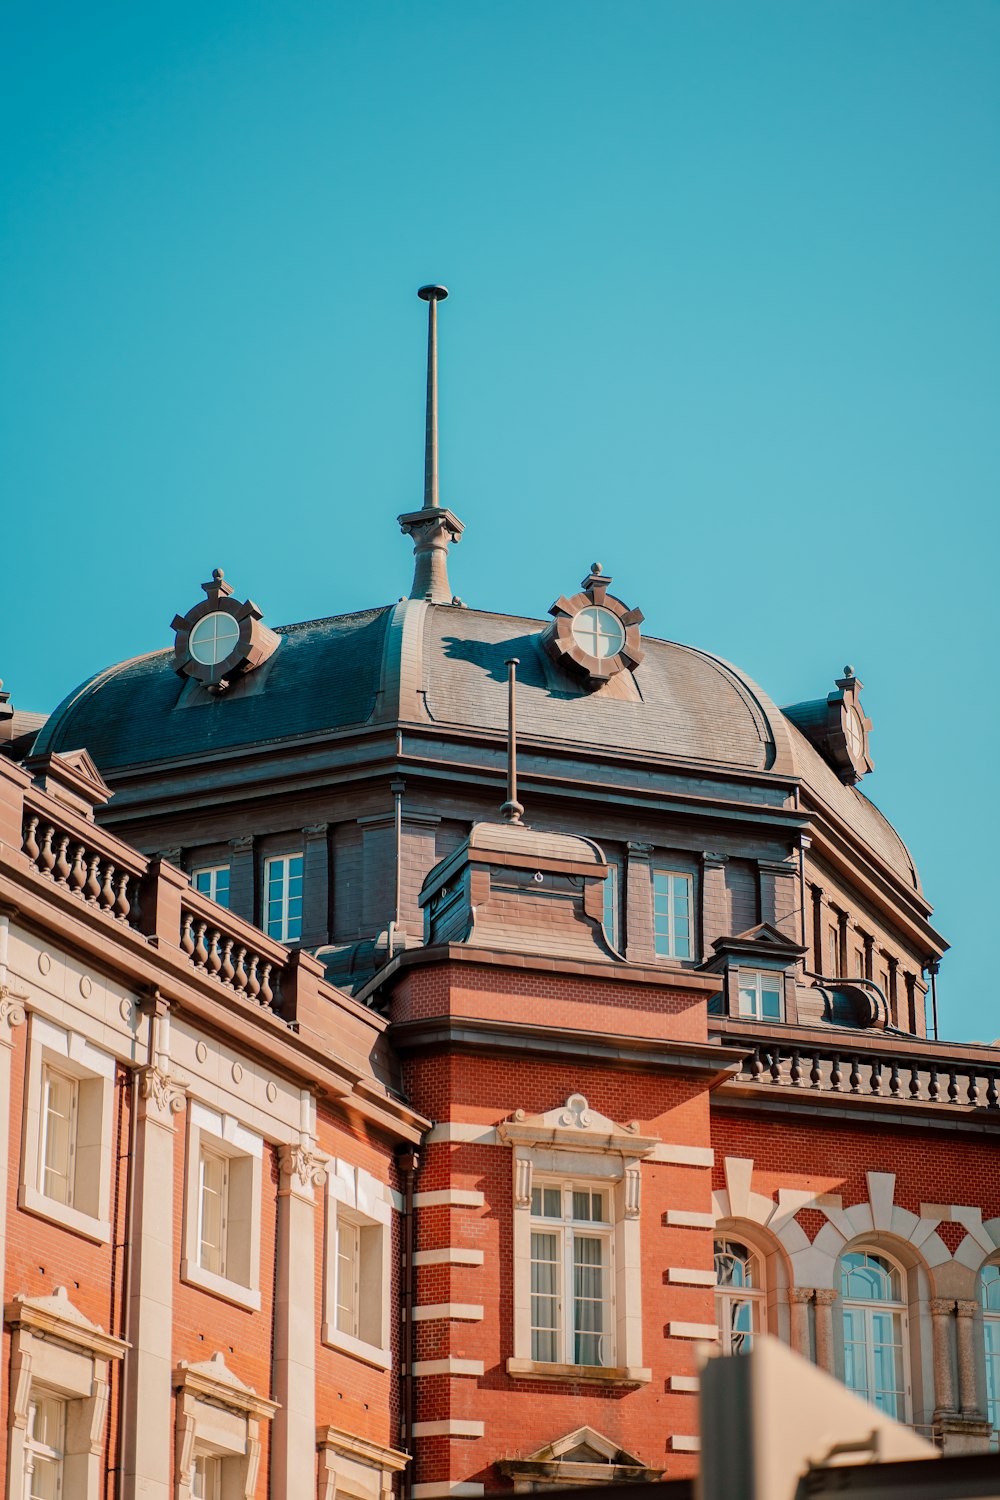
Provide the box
[398,1147,420,1494]
[113,1050,141,1499]
[927,959,940,1041]
[105,1063,133,1500]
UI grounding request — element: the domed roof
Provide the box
[35,596,919,890]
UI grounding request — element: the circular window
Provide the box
[189,611,240,665]
[570,606,625,660]
[845,708,865,762]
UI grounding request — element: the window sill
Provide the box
[506,1358,651,1387]
[180,1259,261,1312]
[321,1324,392,1370]
[18,1185,111,1244]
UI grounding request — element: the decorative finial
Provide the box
[213,567,225,583]
[398,285,465,604]
[844,664,855,678]
[499,658,525,824]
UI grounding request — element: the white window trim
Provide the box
[174,1352,277,1500]
[6,1287,126,1500]
[652,869,695,961]
[181,1103,263,1312]
[191,864,231,908]
[838,1248,913,1424]
[736,969,784,1022]
[19,1016,115,1244]
[317,1426,409,1500]
[263,852,303,943]
[323,1159,393,1369]
[499,1094,657,1386]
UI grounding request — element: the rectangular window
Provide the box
[193,865,230,908]
[264,853,303,942]
[737,970,783,1021]
[198,1149,229,1278]
[653,871,693,960]
[828,925,839,976]
[602,862,620,950]
[335,1218,361,1338]
[529,1182,612,1367]
[26,1394,65,1500]
[39,1067,78,1207]
[193,1454,223,1500]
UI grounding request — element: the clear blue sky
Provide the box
[2,2,997,1040]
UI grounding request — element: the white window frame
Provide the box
[500,1094,656,1386]
[979,1260,1000,1449]
[7,1287,126,1500]
[736,969,784,1022]
[191,864,231,908]
[263,852,303,943]
[182,1104,263,1311]
[839,1248,911,1423]
[25,1391,66,1499]
[529,1179,615,1367]
[652,869,694,961]
[714,1236,767,1354]
[19,1017,115,1243]
[323,1160,393,1369]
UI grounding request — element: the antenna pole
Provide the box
[418,284,448,508]
[500,658,524,824]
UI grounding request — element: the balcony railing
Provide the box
[721,1029,1000,1115]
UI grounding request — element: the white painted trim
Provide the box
[648,1143,714,1167]
[424,1123,498,1145]
[412,1248,485,1267]
[665,1210,715,1229]
[412,1358,484,1377]
[411,1421,485,1438]
[412,1303,484,1322]
[671,1435,701,1452]
[414,1189,484,1208]
[669,1375,700,1392]
[412,1485,484,1499]
[666,1267,716,1286]
[668,1322,718,1341]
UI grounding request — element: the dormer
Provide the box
[702,922,806,1025]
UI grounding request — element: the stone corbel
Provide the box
[624,1162,641,1218]
[514,1154,533,1209]
[279,1144,328,1191]
[139,1063,187,1119]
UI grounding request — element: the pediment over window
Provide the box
[500,1425,663,1487]
[497,1093,659,1156]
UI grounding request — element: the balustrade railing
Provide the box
[178,890,288,1012]
[21,798,145,928]
[725,1034,1000,1113]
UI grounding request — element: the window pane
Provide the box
[199,1151,227,1275]
[531,1230,560,1362]
[41,1069,76,1205]
[543,1186,561,1218]
[336,1219,360,1336]
[762,983,782,1019]
[573,1234,607,1366]
[738,984,759,1018]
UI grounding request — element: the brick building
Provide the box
[1,289,998,1498]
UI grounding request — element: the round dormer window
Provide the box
[845,707,865,762]
[571,606,625,660]
[189,611,241,665]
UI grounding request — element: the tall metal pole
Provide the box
[418,284,448,509]
[500,657,524,824]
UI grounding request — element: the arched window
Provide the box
[714,1237,765,1354]
[840,1250,908,1419]
[980,1262,1000,1450]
